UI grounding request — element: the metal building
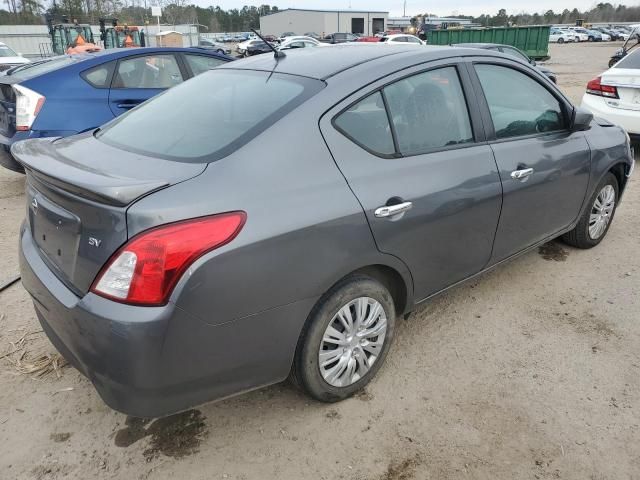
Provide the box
[259,8,389,37]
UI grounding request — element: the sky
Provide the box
[194,1,637,17]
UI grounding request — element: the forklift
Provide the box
[99,18,146,49]
[45,14,101,55]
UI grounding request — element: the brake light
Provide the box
[91,212,246,306]
[586,76,619,99]
[13,84,45,131]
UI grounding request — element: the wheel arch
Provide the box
[609,161,630,196]
[350,264,411,317]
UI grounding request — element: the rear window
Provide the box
[97,69,324,162]
[615,50,640,69]
[6,56,80,80]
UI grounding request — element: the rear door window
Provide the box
[383,67,473,154]
[112,54,183,89]
[334,92,395,156]
[184,54,226,76]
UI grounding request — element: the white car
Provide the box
[0,42,29,73]
[278,36,326,50]
[549,29,574,44]
[380,34,425,45]
[567,28,590,42]
[581,48,640,140]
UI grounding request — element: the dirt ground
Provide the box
[1,41,639,480]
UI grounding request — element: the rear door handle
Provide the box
[511,167,534,180]
[116,102,140,109]
[374,201,413,218]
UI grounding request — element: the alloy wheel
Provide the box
[318,297,388,387]
[589,184,616,240]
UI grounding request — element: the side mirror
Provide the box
[530,59,537,66]
[17,52,23,57]
[572,106,593,132]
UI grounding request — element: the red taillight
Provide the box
[586,76,619,99]
[91,212,246,306]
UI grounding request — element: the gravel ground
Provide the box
[0,41,639,480]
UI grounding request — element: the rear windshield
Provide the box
[97,69,324,162]
[6,55,80,79]
[615,50,640,69]
[0,44,18,57]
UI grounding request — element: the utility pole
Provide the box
[403,0,407,17]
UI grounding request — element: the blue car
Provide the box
[0,47,231,172]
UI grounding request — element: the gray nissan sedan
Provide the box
[16,45,634,417]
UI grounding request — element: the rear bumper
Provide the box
[582,94,640,135]
[19,224,315,417]
[0,133,24,173]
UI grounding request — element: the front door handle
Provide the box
[511,167,534,180]
[374,201,413,218]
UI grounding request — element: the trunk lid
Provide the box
[602,68,640,112]
[13,133,206,294]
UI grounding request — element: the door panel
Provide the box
[471,62,591,263]
[108,54,184,117]
[321,64,502,300]
[489,133,591,262]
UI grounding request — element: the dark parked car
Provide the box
[322,32,359,44]
[455,43,557,83]
[0,47,231,172]
[16,45,634,417]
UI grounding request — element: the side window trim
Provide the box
[466,58,574,143]
[331,61,485,160]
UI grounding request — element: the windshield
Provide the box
[0,44,18,57]
[7,55,81,78]
[97,69,325,163]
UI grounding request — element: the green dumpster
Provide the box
[426,26,551,60]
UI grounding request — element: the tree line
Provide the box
[1,1,639,30]
[452,3,640,27]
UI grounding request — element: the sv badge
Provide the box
[88,237,102,248]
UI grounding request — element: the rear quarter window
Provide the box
[81,61,115,88]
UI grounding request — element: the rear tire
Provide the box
[291,275,396,402]
[558,37,565,44]
[562,173,619,249]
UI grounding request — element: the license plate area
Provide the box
[29,191,81,277]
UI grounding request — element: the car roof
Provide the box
[218,43,497,81]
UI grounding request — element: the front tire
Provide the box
[558,37,565,44]
[291,275,396,402]
[562,173,619,249]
